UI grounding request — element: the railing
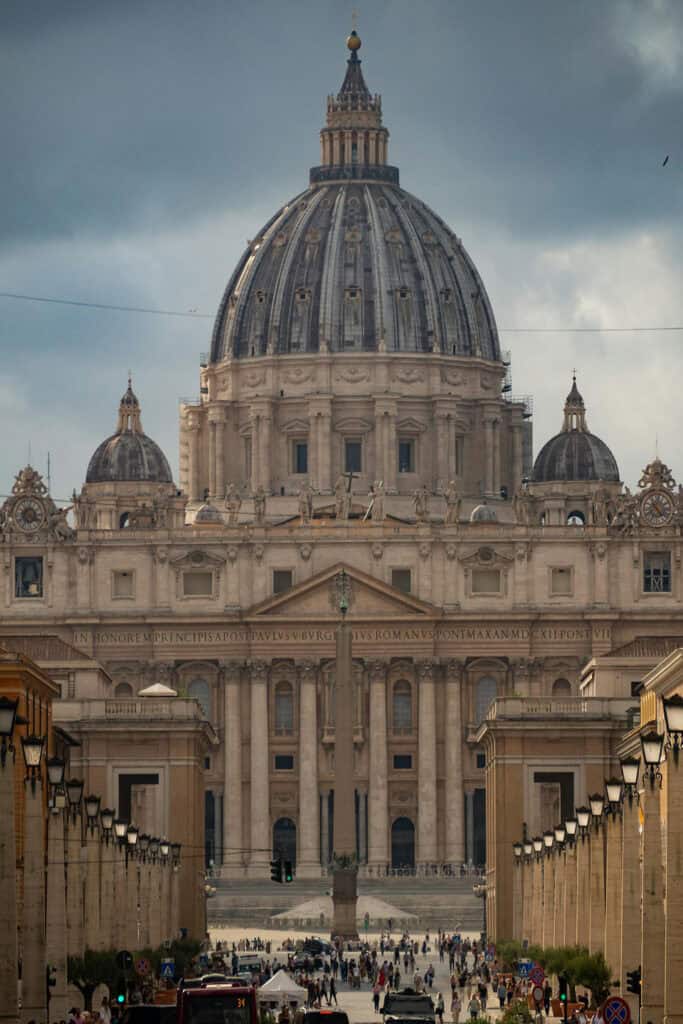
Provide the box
[485,696,635,720]
[309,163,400,185]
[503,393,534,417]
[54,698,206,722]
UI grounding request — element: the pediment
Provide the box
[247,563,438,620]
[396,416,428,434]
[458,544,514,567]
[280,418,310,435]
[170,549,226,569]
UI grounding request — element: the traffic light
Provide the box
[626,967,642,997]
[270,858,283,883]
[558,975,568,1002]
[284,860,294,883]
[115,950,133,971]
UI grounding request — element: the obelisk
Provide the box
[331,571,359,939]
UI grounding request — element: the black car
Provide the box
[121,1006,176,1024]
[304,1012,349,1024]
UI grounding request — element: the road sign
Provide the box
[602,996,631,1024]
[532,986,544,1005]
[529,965,545,986]
[518,960,532,979]
[135,957,150,976]
[160,959,175,980]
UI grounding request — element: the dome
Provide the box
[470,502,498,523]
[194,502,223,524]
[532,377,620,484]
[210,40,500,364]
[86,380,173,484]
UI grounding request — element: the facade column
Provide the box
[620,798,641,1018]
[208,422,217,498]
[483,417,495,496]
[368,661,388,871]
[297,662,320,877]
[641,779,665,1024]
[374,404,386,485]
[83,825,101,951]
[0,752,19,1024]
[66,817,84,959]
[125,855,139,951]
[214,410,226,501]
[417,660,437,864]
[434,410,449,490]
[249,661,270,876]
[664,755,683,1024]
[187,414,201,501]
[114,841,128,949]
[511,424,523,492]
[530,857,543,947]
[603,811,623,990]
[575,833,591,949]
[445,660,465,863]
[551,848,565,948]
[46,809,69,1019]
[385,409,397,493]
[588,825,606,954]
[521,858,533,945]
[22,781,46,1024]
[222,663,243,874]
[492,419,501,495]
[96,834,113,951]
[159,858,171,944]
[512,859,523,942]
[320,791,330,868]
[465,790,475,864]
[250,413,261,491]
[563,840,578,947]
[358,791,367,862]
[540,851,555,949]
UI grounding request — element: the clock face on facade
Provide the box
[13,497,46,533]
[640,489,675,528]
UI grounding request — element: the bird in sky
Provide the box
[662,155,669,166]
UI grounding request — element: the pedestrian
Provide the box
[99,999,111,1024]
[329,978,338,1006]
[394,968,401,990]
[497,981,506,1009]
[477,980,487,1012]
[543,982,552,1015]
[436,993,445,1024]
[467,995,481,1021]
[450,993,461,1024]
[372,982,381,1014]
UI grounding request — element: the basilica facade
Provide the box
[2,31,683,880]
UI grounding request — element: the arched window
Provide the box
[114,682,133,698]
[552,678,572,696]
[188,679,211,720]
[475,676,498,724]
[119,512,130,529]
[567,510,585,526]
[275,681,294,735]
[391,817,415,870]
[392,680,412,733]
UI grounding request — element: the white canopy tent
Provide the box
[257,969,308,1008]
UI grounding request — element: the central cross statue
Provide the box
[331,569,359,939]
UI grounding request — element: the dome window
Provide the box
[398,287,410,300]
[256,290,266,304]
[295,288,311,303]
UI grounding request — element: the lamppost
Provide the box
[0,696,20,1024]
[532,836,543,860]
[640,730,665,788]
[576,806,591,840]
[84,794,102,948]
[125,825,140,949]
[84,794,101,834]
[46,756,65,805]
[589,793,605,831]
[113,820,128,949]
[554,824,566,847]
[543,830,554,855]
[523,839,533,861]
[21,725,47,1022]
[21,733,45,794]
[565,817,578,845]
[100,807,115,844]
[66,777,84,822]
[662,694,683,763]
[620,757,640,804]
[46,756,68,1018]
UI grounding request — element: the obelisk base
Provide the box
[331,866,359,940]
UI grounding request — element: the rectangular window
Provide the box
[273,569,293,594]
[112,570,134,599]
[15,557,43,599]
[630,681,643,697]
[183,571,213,597]
[274,754,295,771]
[244,437,252,481]
[455,436,464,476]
[550,567,573,596]
[398,439,415,474]
[344,439,362,474]
[643,552,671,593]
[204,757,211,771]
[293,441,308,475]
[471,568,501,594]
[393,754,413,770]
[391,568,412,594]
[476,753,486,769]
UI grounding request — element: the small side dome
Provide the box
[470,502,498,523]
[532,377,620,484]
[86,379,173,484]
[194,501,223,525]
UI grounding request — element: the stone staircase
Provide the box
[208,875,484,932]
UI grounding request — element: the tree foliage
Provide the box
[67,949,121,1011]
[495,941,613,1008]
[501,1001,533,1024]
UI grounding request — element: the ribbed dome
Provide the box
[532,377,620,484]
[470,503,498,523]
[210,40,499,363]
[86,381,173,484]
[194,502,223,524]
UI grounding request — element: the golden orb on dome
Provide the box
[347,30,361,51]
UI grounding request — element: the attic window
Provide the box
[399,288,409,300]
[442,288,452,302]
[296,288,310,303]
[256,290,266,304]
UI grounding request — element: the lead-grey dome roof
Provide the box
[532,377,620,484]
[86,381,173,484]
[210,38,500,364]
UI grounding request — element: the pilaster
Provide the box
[417,659,437,863]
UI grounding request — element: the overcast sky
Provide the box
[1,0,682,501]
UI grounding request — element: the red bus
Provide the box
[177,979,258,1024]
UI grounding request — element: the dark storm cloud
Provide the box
[1,0,682,499]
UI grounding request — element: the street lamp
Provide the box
[576,806,591,839]
[138,833,150,861]
[513,840,523,862]
[620,757,640,804]
[523,839,533,861]
[84,793,101,833]
[100,807,115,844]
[160,838,170,861]
[21,734,45,792]
[149,837,160,861]
[554,824,566,846]
[605,778,623,815]
[66,778,84,821]
[126,825,139,866]
[54,787,67,811]
[662,694,683,764]
[171,842,181,868]
[542,830,554,854]
[565,817,578,845]
[588,793,604,830]
[640,729,665,788]
[532,836,543,859]
[114,818,128,845]
[0,696,19,767]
